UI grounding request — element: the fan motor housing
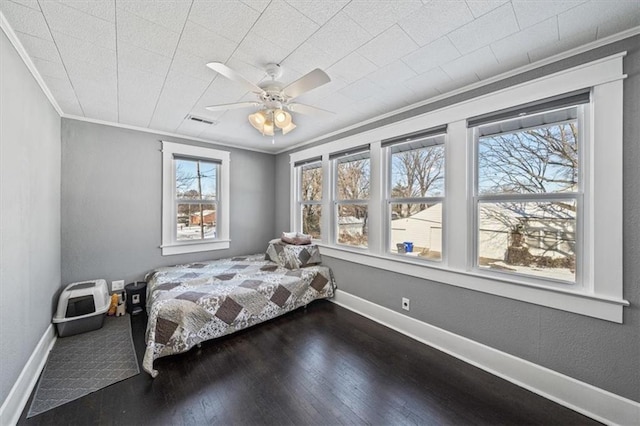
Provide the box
[259,82,287,107]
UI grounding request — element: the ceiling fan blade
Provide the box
[282,69,331,99]
[287,103,334,116]
[206,62,264,94]
[205,101,260,112]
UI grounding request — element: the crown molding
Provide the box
[277,25,640,156]
[0,10,63,116]
[2,6,637,158]
[0,10,272,155]
[61,114,274,154]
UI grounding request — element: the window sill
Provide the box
[316,244,628,323]
[161,239,230,256]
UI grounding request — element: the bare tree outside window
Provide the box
[476,111,580,282]
[478,123,578,195]
[388,137,445,260]
[300,164,322,238]
[336,156,370,247]
[391,144,444,215]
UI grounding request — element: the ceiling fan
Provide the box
[205,62,333,137]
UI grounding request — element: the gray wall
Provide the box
[0,31,62,405]
[61,119,276,286]
[275,35,640,402]
[274,153,291,235]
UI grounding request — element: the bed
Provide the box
[142,245,335,377]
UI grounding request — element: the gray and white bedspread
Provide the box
[143,253,336,377]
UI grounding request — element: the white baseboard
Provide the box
[0,324,56,426]
[331,290,640,426]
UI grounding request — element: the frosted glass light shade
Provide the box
[249,109,295,136]
[248,110,268,130]
[273,109,292,128]
[281,122,296,135]
[262,120,274,136]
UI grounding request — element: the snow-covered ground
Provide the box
[177,225,216,240]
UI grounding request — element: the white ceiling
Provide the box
[1,0,639,153]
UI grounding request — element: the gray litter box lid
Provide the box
[68,282,96,290]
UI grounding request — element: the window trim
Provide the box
[289,53,628,323]
[161,141,230,256]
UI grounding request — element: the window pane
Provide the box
[301,164,322,201]
[177,203,216,240]
[176,158,218,200]
[337,158,370,200]
[391,144,444,198]
[478,119,578,195]
[478,201,576,282]
[302,205,321,238]
[337,204,368,247]
[390,203,442,261]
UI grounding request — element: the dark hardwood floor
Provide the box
[19,300,599,425]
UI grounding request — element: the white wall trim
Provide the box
[0,324,56,426]
[0,11,63,117]
[331,290,639,426]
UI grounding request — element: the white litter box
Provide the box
[53,279,110,337]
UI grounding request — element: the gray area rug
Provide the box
[27,315,139,418]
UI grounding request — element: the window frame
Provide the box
[332,149,371,249]
[470,104,586,287]
[161,141,230,256]
[289,53,627,322]
[384,133,446,262]
[174,156,220,242]
[297,159,323,239]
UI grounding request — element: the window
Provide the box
[175,157,219,241]
[384,128,445,260]
[332,148,370,248]
[296,158,322,239]
[471,93,587,283]
[162,142,230,255]
[288,54,626,322]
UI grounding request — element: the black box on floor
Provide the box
[125,281,147,315]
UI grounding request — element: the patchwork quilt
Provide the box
[143,253,335,377]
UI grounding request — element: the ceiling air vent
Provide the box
[186,114,218,125]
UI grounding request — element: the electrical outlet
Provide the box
[112,280,125,291]
[402,297,410,311]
